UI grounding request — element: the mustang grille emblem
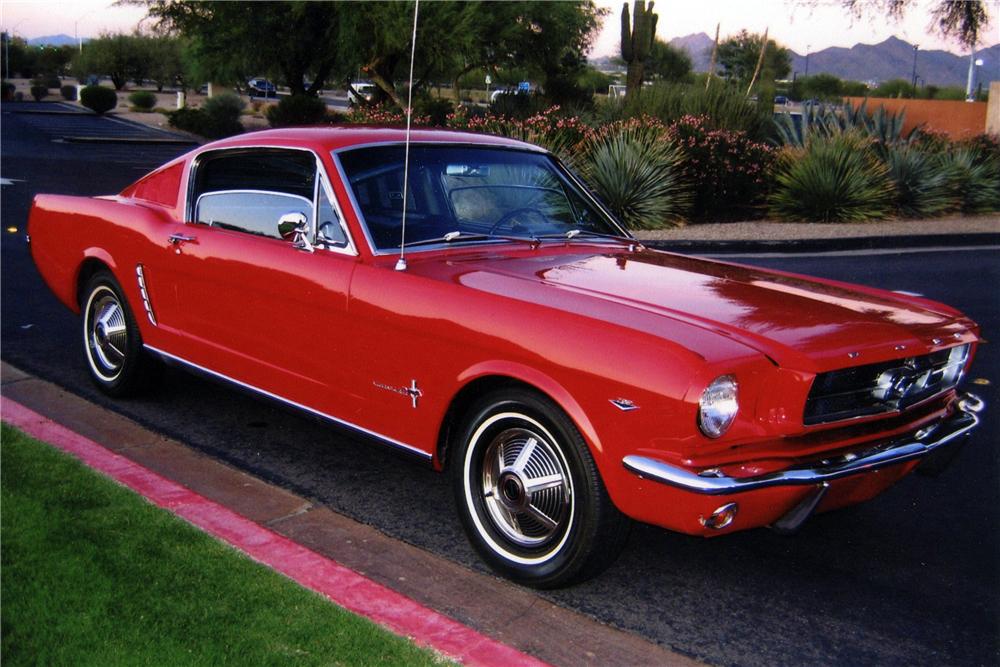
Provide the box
[873,366,927,406]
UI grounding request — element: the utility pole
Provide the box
[911,44,919,97]
[804,44,810,77]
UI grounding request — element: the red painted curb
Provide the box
[1,397,548,667]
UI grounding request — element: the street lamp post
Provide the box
[804,44,811,77]
[3,19,28,81]
[911,44,919,97]
[965,49,980,101]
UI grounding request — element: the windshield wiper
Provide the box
[535,229,644,249]
[401,230,538,249]
[401,231,491,248]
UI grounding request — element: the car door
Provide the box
[148,147,360,413]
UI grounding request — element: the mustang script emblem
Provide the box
[373,379,423,408]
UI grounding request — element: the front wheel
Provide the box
[451,389,630,588]
[81,271,158,396]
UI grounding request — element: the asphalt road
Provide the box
[2,106,998,667]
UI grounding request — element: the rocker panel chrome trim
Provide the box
[623,393,982,495]
[143,345,432,460]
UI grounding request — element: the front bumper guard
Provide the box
[623,393,985,496]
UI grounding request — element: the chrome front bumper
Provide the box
[623,393,985,495]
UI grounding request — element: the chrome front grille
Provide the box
[804,345,970,425]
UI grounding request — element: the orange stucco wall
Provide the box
[844,97,988,139]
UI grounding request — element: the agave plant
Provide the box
[882,144,957,218]
[939,146,1000,214]
[576,124,691,229]
[775,100,913,149]
[769,131,895,222]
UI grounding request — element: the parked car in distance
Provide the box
[347,81,376,105]
[247,78,278,98]
[27,127,985,587]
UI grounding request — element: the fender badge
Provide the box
[610,398,639,411]
[373,379,423,408]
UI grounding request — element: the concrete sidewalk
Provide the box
[0,361,700,667]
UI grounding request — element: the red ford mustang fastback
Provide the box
[28,127,985,587]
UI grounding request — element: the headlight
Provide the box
[699,375,739,438]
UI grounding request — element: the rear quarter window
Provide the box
[127,163,183,207]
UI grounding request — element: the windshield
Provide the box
[335,145,627,252]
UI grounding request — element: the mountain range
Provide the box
[668,33,999,88]
[27,34,85,47]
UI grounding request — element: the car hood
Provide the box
[441,248,977,373]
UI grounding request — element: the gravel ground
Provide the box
[634,216,1000,241]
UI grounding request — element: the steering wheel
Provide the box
[488,207,548,236]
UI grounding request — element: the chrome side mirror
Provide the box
[278,212,313,253]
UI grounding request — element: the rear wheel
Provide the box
[451,388,630,588]
[81,271,157,396]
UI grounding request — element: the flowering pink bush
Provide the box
[665,115,777,221]
[446,106,591,160]
[343,104,429,126]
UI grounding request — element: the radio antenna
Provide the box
[395,0,420,272]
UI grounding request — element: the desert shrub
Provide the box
[168,93,244,138]
[769,132,895,222]
[957,133,1000,165]
[80,85,118,114]
[32,74,60,89]
[415,96,454,127]
[667,114,777,221]
[597,82,775,142]
[882,144,956,218]
[204,92,245,119]
[127,90,156,110]
[939,146,1000,214]
[488,91,550,120]
[452,106,590,162]
[576,121,690,229]
[60,85,77,101]
[30,85,48,101]
[1,81,15,101]
[266,94,327,127]
[776,101,910,148]
[343,103,410,125]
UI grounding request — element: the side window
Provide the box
[191,149,316,240]
[197,191,312,239]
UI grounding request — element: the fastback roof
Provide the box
[203,126,545,154]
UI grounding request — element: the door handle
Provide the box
[168,233,197,245]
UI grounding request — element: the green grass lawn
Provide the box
[1,423,449,666]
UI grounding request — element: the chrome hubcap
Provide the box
[481,426,571,548]
[87,290,127,378]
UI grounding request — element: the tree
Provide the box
[716,30,790,85]
[510,1,605,106]
[839,0,991,49]
[136,0,604,108]
[872,78,914,98]
[647,40,691,82]
[620,1,657,95]
[140,1,347,96]
[146,35,186,91]
[72,33,141,90]
[801,73,843,100]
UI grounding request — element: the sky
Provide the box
[2,0,998,56]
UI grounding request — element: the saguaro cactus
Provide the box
[621,1,658,96]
